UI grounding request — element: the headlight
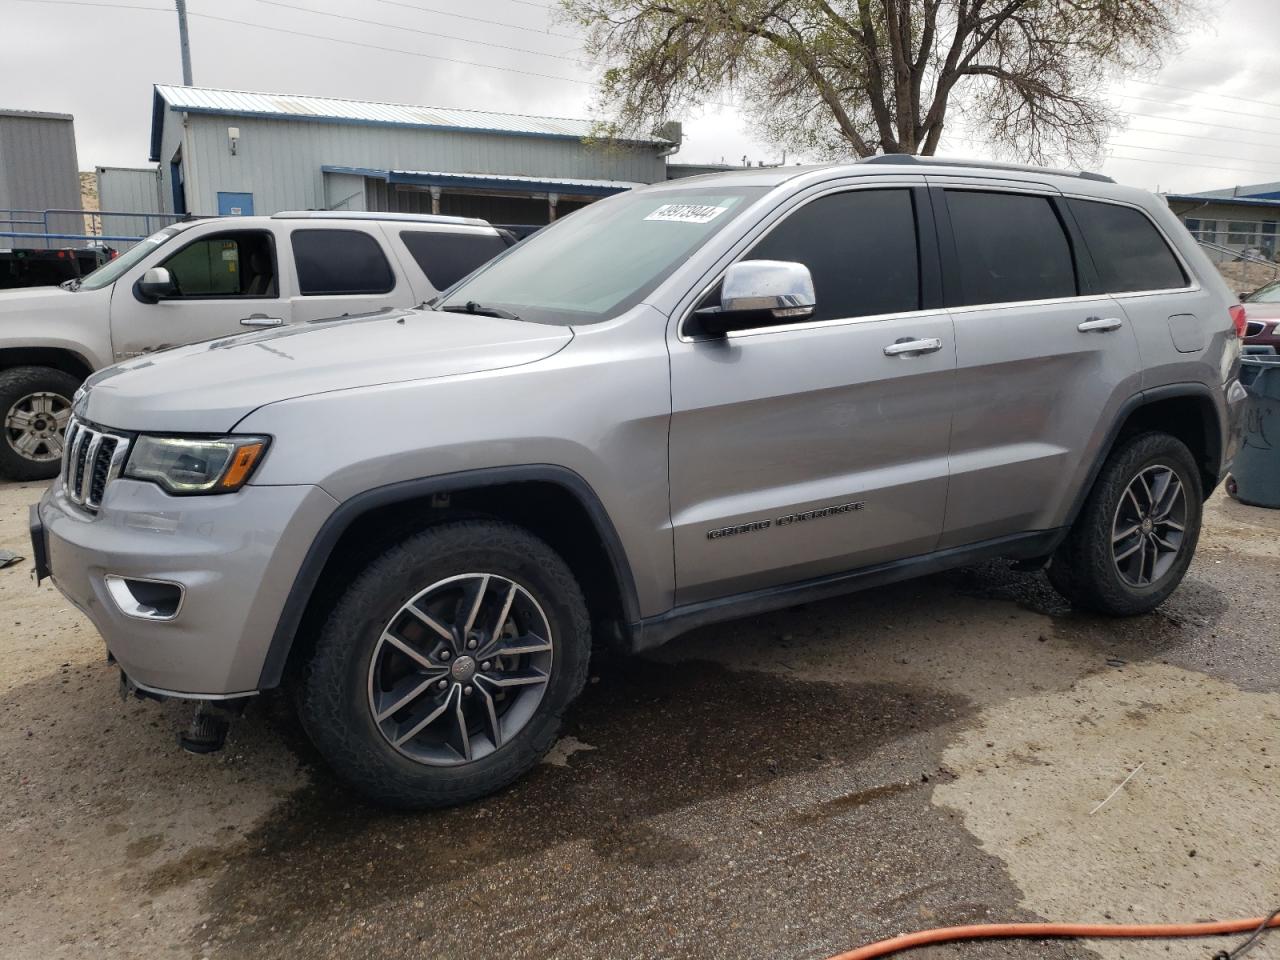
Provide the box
[124,435,269,495]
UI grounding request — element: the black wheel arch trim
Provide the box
[1053,381,1225,552]
[257,464,641,689]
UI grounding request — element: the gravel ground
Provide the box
[1,481,1277,960]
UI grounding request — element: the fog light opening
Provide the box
[104,575,184,621]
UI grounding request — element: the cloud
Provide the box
[2,0,1277,192]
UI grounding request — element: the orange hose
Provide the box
[824,915,1280,960]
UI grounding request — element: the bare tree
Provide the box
[561,0,1200,164]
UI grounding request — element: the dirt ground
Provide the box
[1,480,1277,960]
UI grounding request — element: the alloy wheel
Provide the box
[1111,464,1187,588]
[367,573,554,766]
[3,391,71,462]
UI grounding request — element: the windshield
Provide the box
[1246,279,1280,303]
[438,186,767,324]
[77,223,191,291]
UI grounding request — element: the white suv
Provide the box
[0,211,514,479]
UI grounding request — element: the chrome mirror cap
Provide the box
[720,259,816,319]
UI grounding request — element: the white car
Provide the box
[0,211,514,479]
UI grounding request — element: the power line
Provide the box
[249,0,588,63]
[1125,79,1280,114]
[1118,91,1280,123]
[10,0,170,12]
[1105,152,1280,178]
[13,0,1280,179]
[367,0,579,40]
[935,132,1280,180]
[186,10,592,82]
[1121,122,1280,151]
[1104,139,1280,168]
[1117,108,1280,143]
[9,0,592,85]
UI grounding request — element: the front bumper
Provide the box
[36,478,338,697]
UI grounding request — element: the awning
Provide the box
[322,165,642,198]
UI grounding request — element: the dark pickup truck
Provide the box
[0,246,109,290]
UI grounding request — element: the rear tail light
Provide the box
[1229,304,1247,338]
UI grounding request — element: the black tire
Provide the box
[0,366,81,482]
[296,519,591,809]
[1048,431,1203,616]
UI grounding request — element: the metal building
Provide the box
[95,166,166,249]
[148,85,676,225]
[0,109,83,248]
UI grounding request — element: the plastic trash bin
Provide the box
[1239,354,1280,388]
[1229,357,1280,508]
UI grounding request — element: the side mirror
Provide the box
[695,260,816,336]
[135,266,175,303]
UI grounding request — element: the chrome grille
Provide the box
[61,418,130,511]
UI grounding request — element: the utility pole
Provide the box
[175,0,193,86]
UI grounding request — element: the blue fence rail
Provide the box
[0,208,183,248]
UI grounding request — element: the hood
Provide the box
[0,283,79,317]
[80,308,573,432]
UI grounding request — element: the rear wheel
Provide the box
[0,366,80,481]
[297,519,591,808]
[1048,432,1202,616]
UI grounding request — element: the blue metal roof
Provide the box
[1165,193,1280,211]
[323,165,641,197]
[150,85,668,161]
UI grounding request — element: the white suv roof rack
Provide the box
[272,210,491,227]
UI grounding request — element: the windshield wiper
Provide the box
[59,278,82,292]
[439,301,521,322]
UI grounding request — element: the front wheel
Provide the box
[297,519,591,808]
[0,366,80,481]
[1048,431,1203,616]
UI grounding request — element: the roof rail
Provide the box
[271,210,491,226]
[859,154,1115,183]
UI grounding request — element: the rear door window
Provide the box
[291,229,395,296]
[158,230,277,298]
[400,230,509,291]
[745,188,920,323]
[1067,199,1188,293]
[945,191,1076,305]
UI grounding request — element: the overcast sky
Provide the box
[4,0,1280,195]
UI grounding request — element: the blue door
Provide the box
[217,192,254,216]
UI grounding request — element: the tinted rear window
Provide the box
[747,188,920,321]
[1068,199,1188,293]
[291,229,394,296]
[946,191,1076,306]
[400,230,508,291]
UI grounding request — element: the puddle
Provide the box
[157,657,970,956]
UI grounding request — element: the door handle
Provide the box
[883,337,943,357]
[241,314,284,328]
[1077,316,1123,333]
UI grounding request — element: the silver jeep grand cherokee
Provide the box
[31,158,1247,808]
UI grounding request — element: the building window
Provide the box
[1228,221,1258,245]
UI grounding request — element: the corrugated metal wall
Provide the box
[0,112,82,249]
[157,111,666,217]
[96,166,164,249]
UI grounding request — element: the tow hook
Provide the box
[179,700,248,755]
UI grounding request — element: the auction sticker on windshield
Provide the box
[645,203,730,224]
